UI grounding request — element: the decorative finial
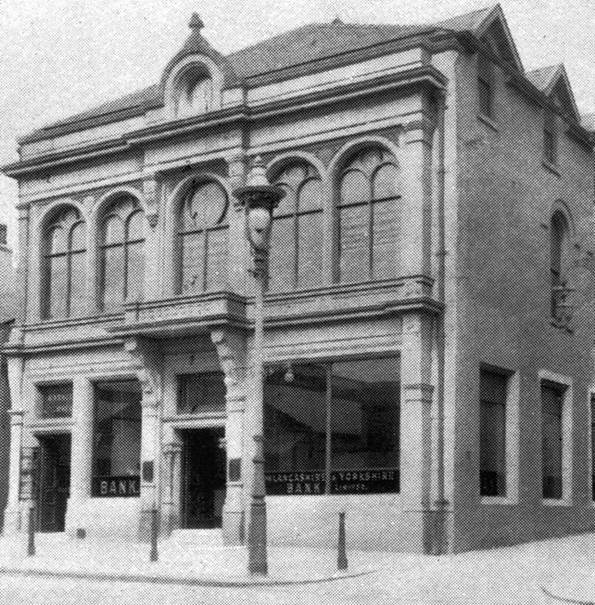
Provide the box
[332,16,343,25]
[189,12,204,32]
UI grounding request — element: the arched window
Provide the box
[174,66,213,117]
[42,207,86,319]
[269,162,323,292]
[100,196,145,311]
[177,180,229,294]
[550,211,570,320]
[337,147,400,283]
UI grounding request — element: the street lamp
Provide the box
[233,156,285,575]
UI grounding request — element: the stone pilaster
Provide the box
[211,328,248,545]
[125,337,162,541]
[19,444,39,536]
[400,312,434,553]
[16,205,30,324]
[401,117,434,277]
[66,377,94,537]
[142,174,163,300]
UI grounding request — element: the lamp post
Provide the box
[233,156,285,575]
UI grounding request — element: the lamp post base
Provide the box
[247,497,268,575]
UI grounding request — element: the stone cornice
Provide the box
[4,64,447,179]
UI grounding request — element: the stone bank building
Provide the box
[2,5,594,553]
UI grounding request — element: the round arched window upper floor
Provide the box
[174,65,214,118]
[41,206,87,319]
[176,179,229,294]
[550,210,571,320]
[268,162,323,292]
[336,146,401,283]
[99,196,145,311]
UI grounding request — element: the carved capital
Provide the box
[142,175,160,228]
[404,116,435,146]
[225,151,248,210]
[211,329,248,396]
[125,336,162,402]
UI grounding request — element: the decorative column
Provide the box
[400,312,434,553]
[66,377,94,536]
[125,337,162,541]
[161,441,182,536]
[401,117,434,277]
[211,329,248,545]
[15,205,30,324]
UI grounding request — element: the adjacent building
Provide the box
[2,5,594,553]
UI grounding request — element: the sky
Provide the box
[0,0,593,251]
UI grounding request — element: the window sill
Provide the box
[542,159,561,177]
[480,496,516,506]
[477,113,499,132]
[542,498,571,507]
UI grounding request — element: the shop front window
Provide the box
[92,380,142,497]
[264,357,400,495]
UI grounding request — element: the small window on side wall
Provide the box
[477,54,495,120]
[543,110,557,165]
[550,210,571,326]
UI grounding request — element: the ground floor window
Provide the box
[479,369,507,497]
[541,381,565,500]
[92,380,142,497]
[264,357,400,495]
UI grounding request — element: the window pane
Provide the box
[69,222,86,252]
[47,226,67,255]
[339,204,369,282]
[103,215,124,245]
[39,384,73,418]
[330,358,400,494]
[544,129,556,164]
[340,170,369,206]
[372,164,399,200]
[48,255,69,319]
[268,215,295,292]
[177,373,226,414]
[478,78,493,118]
[205,228,228,291]
[298,178,322,213]
[127,210,145,241]
[69,250,87,317]
[102,245,125,311]
[180,231,205,294]
[92,381,141,497]
[372,198,397,280]
[125,240,144,301]
[297,211,323,289]
[542,383,563,499]
[264,364,327,494]
[479,370,507,496]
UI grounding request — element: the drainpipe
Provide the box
[434,90,448,554]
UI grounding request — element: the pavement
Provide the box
[1,531,595,603]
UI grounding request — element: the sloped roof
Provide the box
[526,63,580,121]
[20,5,507,142]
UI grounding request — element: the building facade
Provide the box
[2,5,594,553]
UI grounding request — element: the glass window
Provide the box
[42,207,87,319]
[479,370,507,496]
[100,197,145,311]
[541,381,564,499]
[338,148,400,284]
[177,372,226,414]
[550,211,570,322]
[39,384,73,419]
[92,380,141,497]
[269,162,323,292]
[478,55,494,119]
[177,181,229,294]
[264,357,400,496]
[543,112,557,164]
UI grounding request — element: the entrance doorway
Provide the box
[182,428,226,529]
[37,434,71,532]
